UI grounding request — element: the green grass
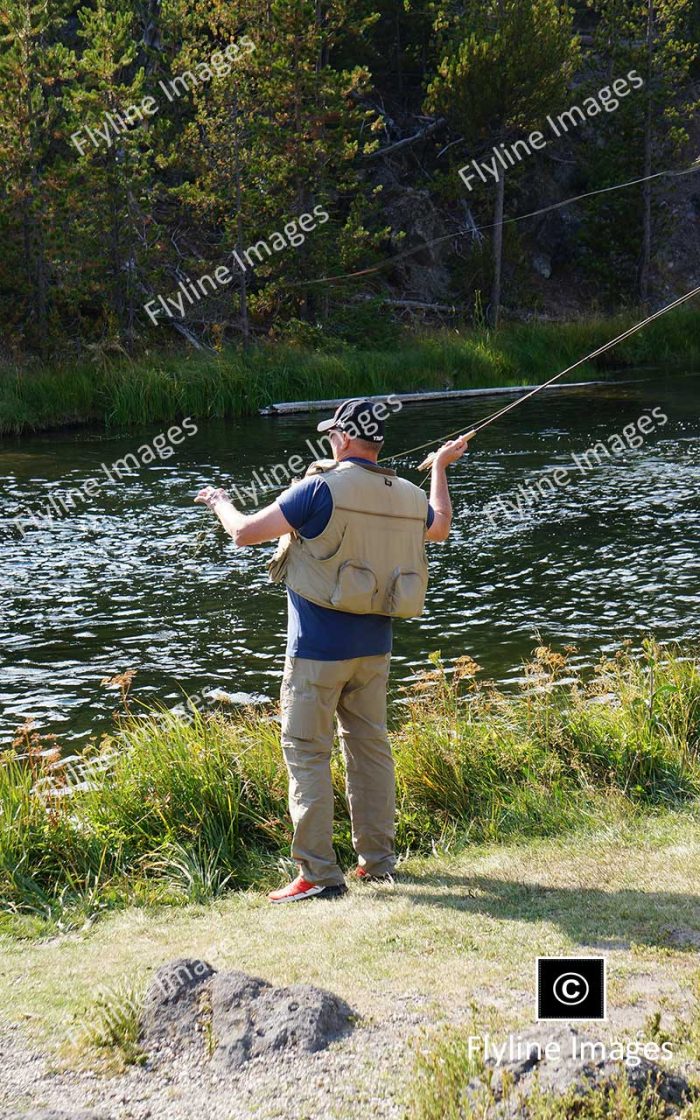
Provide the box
[64,978,145,1071]
[2,813,700,1111]
[1,641,699,939]
[1,306,698,434]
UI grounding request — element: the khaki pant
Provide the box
[280,653,394,886]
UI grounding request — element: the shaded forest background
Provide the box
[0,0,698,360]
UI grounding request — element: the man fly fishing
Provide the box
[195,398,467,902]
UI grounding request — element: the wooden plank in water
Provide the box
[258,379,619,416]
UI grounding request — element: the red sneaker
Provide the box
[267,874,348,903]
[352,866,395,883]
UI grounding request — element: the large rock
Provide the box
[141,957,215,1054]
[473,1027,693,1117]
[140,959,354,1070]
[210,969,270,1070]
[221,982,355,1069]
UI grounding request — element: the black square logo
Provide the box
[537,957,606,1020]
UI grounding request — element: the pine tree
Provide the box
[425,0,580,326]
[62,0,156,344]
[582,0,698,302]
[152,0,382,344]
[0,0,72,352]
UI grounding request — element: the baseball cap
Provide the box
[317,398,385,443]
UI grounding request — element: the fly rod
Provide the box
[413,283,700,470]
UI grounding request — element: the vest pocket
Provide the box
[267,533,292,583]
[386,569,426,618]
[331,560,378,613]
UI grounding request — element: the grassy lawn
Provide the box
[2,811,699,1050]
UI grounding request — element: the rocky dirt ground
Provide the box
[1,989,467,1120]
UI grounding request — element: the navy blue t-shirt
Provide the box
[277,458,435,661]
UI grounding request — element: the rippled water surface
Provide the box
[2,373,699,744]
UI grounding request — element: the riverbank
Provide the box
[3,642,699,940]
[1,309,699,435]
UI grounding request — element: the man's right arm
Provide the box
[195,487,293,546]
[425,437,468,541]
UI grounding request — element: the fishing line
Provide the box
[196,161,698,508]
[298,163,698,288]
[384,283,700,470]
[202,284,698,508]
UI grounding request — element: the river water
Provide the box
[2,373,699,745]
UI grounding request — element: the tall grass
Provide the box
[1,307,698,434]
[66,978,145,1070]
[1,642,698,936]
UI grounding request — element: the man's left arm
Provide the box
[425,437,469,542]
[195,487,292,546]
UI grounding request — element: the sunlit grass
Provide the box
[1,813,699,1100]
[63,977,146,1071]
[409,1027,688,1120]
[1,641,698,937]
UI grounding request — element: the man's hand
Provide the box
[195,485,230,510]
[194,487,294,547]
[432,435,469,469]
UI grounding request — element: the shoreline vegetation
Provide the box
[1,309,699,436]
[2,641,699,941]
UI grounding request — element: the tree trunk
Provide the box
[490,172,505,329]
[489,0,506,330]
[232,93,250,344]
[22,195,48,357]
[21,6,49,355]
[639,0,655,305]
[108,167,124,327]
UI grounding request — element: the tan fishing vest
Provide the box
[268,459,429,618]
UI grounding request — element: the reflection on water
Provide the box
[1,373,699,744]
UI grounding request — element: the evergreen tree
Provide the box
[0,0,72,352]
[581,0,698,302]
[425,0,580,326]
[0,0,696,353]
[153,0,382,342]
[62,0,157,344]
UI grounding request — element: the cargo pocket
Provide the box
[281,674,335,744]
[330,560,378,614]
[386,569,426,618]
[281,684,321,741]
